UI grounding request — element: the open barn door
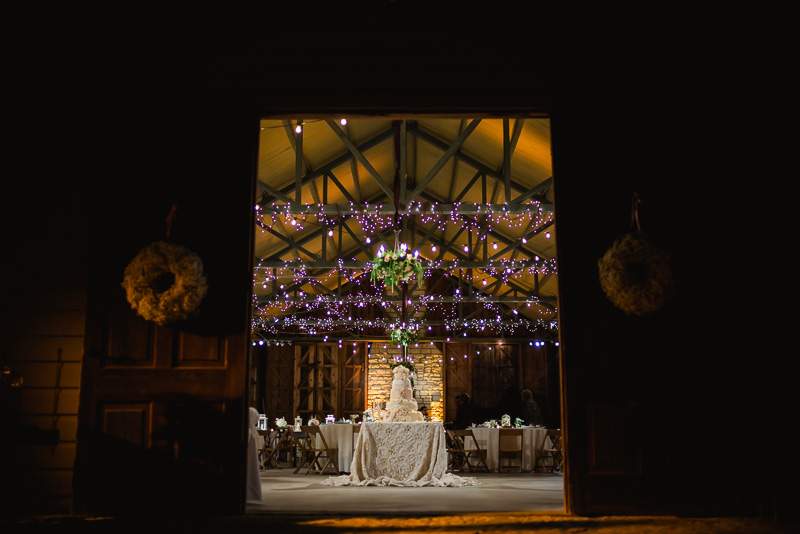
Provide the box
[76,94,259,516]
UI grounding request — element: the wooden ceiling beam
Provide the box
[447,120,465,202]
[398,120,407,206]
[415,191,553,261]
[343,122,363,202]
[327,170,356,204]
[404,118,481,205]
[510,177,552,206]
[257,126,395,204]
[256,221,319,260]
[405,121,548,204]
[257,201,552,215]
[326,119,394,202]
[454,170,482,203]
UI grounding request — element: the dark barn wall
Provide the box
[550,91,793,517]
[1,184,90,515]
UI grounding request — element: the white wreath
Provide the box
[121,241,208,326]
[597,232,675,316]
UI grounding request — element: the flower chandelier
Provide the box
[369,242,425,292]
[390,325,420,347]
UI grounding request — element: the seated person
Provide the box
[451,393,480,429]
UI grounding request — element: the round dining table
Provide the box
[466,426,549,472]
[317,423,357,473]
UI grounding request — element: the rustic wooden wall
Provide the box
[1,185,89,515]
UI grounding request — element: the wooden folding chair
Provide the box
[498,428,524,473]
[453,428,490,472]
[445,429,469,472]
[293,425,340,475]
[260,429,293,469]
[535,429,563,473]
[257,429,273,469]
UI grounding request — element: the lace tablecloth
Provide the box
[321,421,479,487]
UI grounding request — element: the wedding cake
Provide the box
[379,365,424,422]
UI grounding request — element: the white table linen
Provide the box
[317,423,356,473]
[467,427,549,472]
[322,422,479,487]
[246,407,263,501]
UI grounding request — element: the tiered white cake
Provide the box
[380,365,424,422]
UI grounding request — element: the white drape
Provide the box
[246,407,263,502]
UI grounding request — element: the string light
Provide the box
[252,199,558,342]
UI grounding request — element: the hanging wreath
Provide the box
[390,326,420,347]
[369,246,425,292]
[121,241,208,326]
[597,231,676,316]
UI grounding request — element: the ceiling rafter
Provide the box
[406,121,549,205]
[257,215,553,308]
[257,121,552,215]
[258,201,552,216]
[327,170,356,204]
[256,221,319,260]
[257,126,395,205]
[417,191,553,261]
[448,120,465,202]
[326,119,394,202]
[343,123,363,202]
[405,119,481,205]
[253,117,558,336]
[284,119,350,258]
[257,228,553,307]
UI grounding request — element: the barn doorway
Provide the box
[246,116,563,513]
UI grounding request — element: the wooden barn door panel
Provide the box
[340,342,366,419]
[77,99,256,516]
[316,343,339,417]
[472,343,519,419]
[294,343,340,420]
[443,342,471,423]
[264,344,294,422]
[294,344,317,420]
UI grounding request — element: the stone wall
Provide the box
[366,343,445,422]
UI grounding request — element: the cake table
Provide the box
[321,421,479,487]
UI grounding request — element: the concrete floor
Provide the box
[4,470,798,533]
[247,468,566,515]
